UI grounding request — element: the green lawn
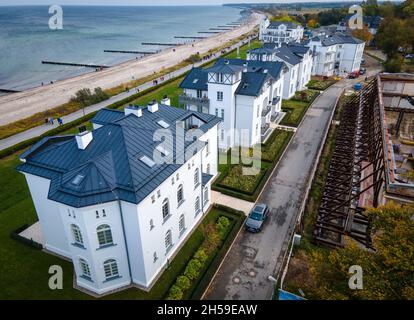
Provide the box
[223,39,262,60]
[280,100,311,127]
[307,77,337,91]
[0,150,236,299]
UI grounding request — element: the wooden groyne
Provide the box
[41,61,109,69]
[141,42,181,46]
[198,31,220,34]
[0,88,20,93]
[210,28,233,31]
[174,36,207,39]
[104,50,156,55]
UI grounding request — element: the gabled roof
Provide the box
[179,58,286,97]
[17,104,221,208]
[268,21,302,30]
[205,63,245,75]
[179,67,208,91]
[248,43,308,66]
[236,72,271,97]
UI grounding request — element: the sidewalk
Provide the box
[0,35,256,152]
[211,191,254,215]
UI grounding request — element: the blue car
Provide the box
[245,203,269,233]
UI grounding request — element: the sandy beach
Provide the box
[0,12,263,126]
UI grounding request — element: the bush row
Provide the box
[165,215,233,300]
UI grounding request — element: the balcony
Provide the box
[271,97,280,106]
[179,94,210,111]
[261,105,272,117]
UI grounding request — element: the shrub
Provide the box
[194,249,209,264]
[166,285,183,300]
[71,87,110,108]
[176,275,191,291]
[383,57,402,73]
[184,259,202,280]
[217,216,231,236]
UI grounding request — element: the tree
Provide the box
[363,0,379,16]
[308,202,414,300]
[376,17,407,56]
[307,19,318,28]
[352,26,373,45]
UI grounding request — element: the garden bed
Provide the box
[165,204,245,300]
[306,77,337,91]
[212,129,294,202]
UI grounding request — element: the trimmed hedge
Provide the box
[10,224,43,250]
[212,129,294,202]
[189,205,245,299]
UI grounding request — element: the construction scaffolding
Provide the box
[313,79,386,248]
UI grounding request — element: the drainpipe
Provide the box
[117,199,133,285]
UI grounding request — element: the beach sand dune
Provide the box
[0,12,263,126]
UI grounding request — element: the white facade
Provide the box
[247,45,313,99]
[259,18,304,46]
[19,105,219,296]
[181,62,286,150]
[307,35,365,76]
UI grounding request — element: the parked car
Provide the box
[361,58,366,65]
[359,68,366,75]
[405,54,413,59]
[245,203,269,233]
[348,71,360,79]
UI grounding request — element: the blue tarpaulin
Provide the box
[278,290,306,300]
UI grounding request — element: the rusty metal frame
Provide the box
[313,79,385,248]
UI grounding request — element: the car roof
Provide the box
[253,203,267,212]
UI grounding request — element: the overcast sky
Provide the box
[0,0,381,6]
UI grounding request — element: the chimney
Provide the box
[148,100,159,113]
[161,95,171,106]
[125,104,142,117]
[76,131,93,150]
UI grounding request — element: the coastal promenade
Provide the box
[0,12,263,127]
[0,29,259,151]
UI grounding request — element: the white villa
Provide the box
[247,43,313,99]
[179,58,288,150]
[306,33,365,77]
[17,100,221,296]
[259,18,304,47]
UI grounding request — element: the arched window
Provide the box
[195,196,201,215]
[165,230,173,252]
[79,258,91,279]
[103,259,119,280]
[179,214,186,235]
[177,184,184,205]
[162,198,170,220]
[71,224,83,246]
[97,224,113,247]
[194,168,200,187]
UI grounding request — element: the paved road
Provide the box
[204,58,382,300]
[0,35,256,151]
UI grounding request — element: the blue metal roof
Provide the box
[180,58,285,98]
[202,173,213,186]
[179,67,208,91]
[17,104,221,208]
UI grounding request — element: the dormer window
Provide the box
[71,174,85,186]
